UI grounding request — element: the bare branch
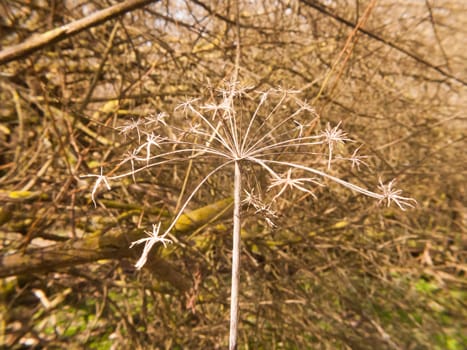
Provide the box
[0,0,158,65]
[300,0,466,85]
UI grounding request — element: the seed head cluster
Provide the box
[85,81,416,268]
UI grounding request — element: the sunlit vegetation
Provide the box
[0,0,465,349]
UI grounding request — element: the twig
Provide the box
[300,0,466,85]
[0,0,158,65]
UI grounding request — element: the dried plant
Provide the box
[85,80,415,349]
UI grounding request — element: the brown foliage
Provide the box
[0,0,465,349]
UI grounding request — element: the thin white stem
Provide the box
[243,95,286,152]
[164,160,234,235]
[229,160,241,350]
[225,95,240,155]
[240,91,268,153]
[108,148,230,181]
[257,158,383,200]
[243,101,303,155]
[247,157,282,181]
[189,105,235,155]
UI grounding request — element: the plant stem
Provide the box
[229,160,241,350]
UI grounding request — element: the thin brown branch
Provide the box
[300,0,466,85]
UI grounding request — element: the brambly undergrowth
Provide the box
[85,80,415,349]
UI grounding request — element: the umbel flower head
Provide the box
[84,80,416,268]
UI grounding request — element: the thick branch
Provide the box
[0,0,158,65]
[0,198,233,291]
